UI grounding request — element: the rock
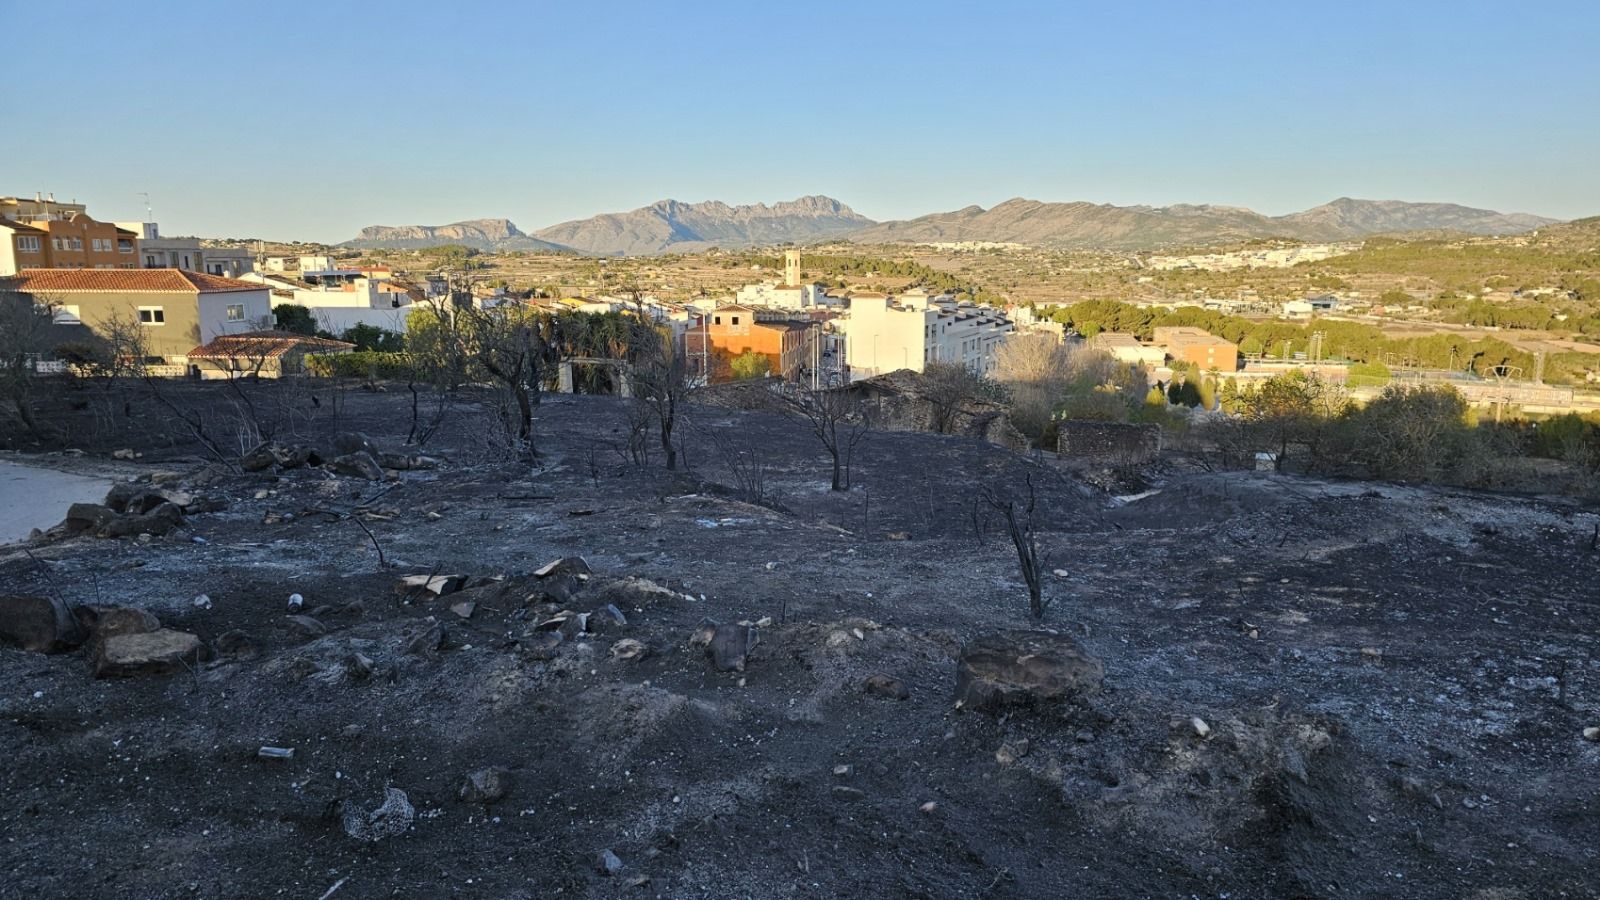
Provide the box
[99,502,182,538]
[609,638,648,661]
[995,739,1031,766]
[285,615,329,638]
[405,623,445,656]
[595,849,624,876]
[241,441,316,472]
[334,431,382,458]
[831,764,852,777]
[831,786,865,801]
[1191,717,1212,740]
[919,801,939,815]
[93,629,204,678]
[687,619,719,648]
[212,629,258,658]
[346,652,376,679]
[708,624,758,672]
[590,603,627,633]
[331,451,384,481]
[0,595,89,652]
[1583,726,1600,742]
[954,631,1104,713]
[379,451,439,471]
[863,673,910,700]
[191,594,213,610]
[449,601,476,620]
[63,502,117,533]
[531,557,591,604]
[85,606,162,652]
[521,631,564,660]
[112,448,137,460]
[341,787,414,842]
[396,574,465,598]
[459,767,511,804]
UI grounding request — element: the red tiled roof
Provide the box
[188,331,355,360]
[4,268,267,293]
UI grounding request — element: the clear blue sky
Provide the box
[5,0,1597,241]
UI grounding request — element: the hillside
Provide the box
[342,218,569,252]
[531,195,875,256]
[850,197,1559,250]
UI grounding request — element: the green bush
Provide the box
[305,351,412,380]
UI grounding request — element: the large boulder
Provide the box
[99,501,183,538]
[93,629,205,678]
[954,630,1103,712]
[331,451,384,481]
[334,432,382,458]
[84,606,162,655]
[0,595,89,653]
[63,503,117,533]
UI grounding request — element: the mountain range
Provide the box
[342,196,1561,256]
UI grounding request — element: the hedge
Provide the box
[305,351,412,379]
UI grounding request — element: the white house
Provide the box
[835,289,1014,381]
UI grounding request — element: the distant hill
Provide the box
[849,197,1560,250]
[342,218,568,252]
[531,195,875,256]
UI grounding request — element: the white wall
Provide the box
[196,289,273,344]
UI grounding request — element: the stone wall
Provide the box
[1055,420,1161,465]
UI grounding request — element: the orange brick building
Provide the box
[684,305,818,382]
[0,212,136,273]
[1153,326,1239,373]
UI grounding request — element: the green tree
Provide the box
[729,350,771,380]
[340,323,405,352]
[273,304,317,336]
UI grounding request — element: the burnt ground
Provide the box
[2,387,1599,899]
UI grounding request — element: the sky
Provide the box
[4,0,1598,242]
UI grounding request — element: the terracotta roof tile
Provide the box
[3,268,267,293]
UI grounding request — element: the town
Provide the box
[4,3,1599,898]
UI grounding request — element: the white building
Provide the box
[835,289,1014,381]
[1282,294,1338,319]
[1089,332,1166,367]
[733,248,836,310]
[240,271,418,334]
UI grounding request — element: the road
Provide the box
[0,460,111,544]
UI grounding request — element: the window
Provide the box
[145,255,157,267]
[52,305,81,324]
[69,237,83,250]
[731,316,740,325]
[118,239,133,253]
[713,315,721,325]
[16,236,40,252]
[138,306,165,325]
[52,238,63,251]
[226,304,245,321]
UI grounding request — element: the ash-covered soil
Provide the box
[2,389,1598,899]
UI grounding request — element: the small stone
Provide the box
[340,724,365,740]
[831,786,865,801]
[112,448,137,460]
[459,767,511,804]
[832,764,852,777]
[449,600,476,620]
[995,739,1031,766]
[257,746,295,760]
[1191,717,1212,739]
[212,629,257,658]
[1583,726,1600,742]
[522,631,564,660]
[331,451,384,481]
[688,619,719,648]
[287,593,304,611]
[609,638,648,661]
[1074,728,1095,743]
[863,673,910,701]
[595,849,624,876]
[755,616,773,627]
[191,594,213,610]
[851,627,865,641]
[919,801,939,815]
[341,787,413,842]
[590,604,627,632]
